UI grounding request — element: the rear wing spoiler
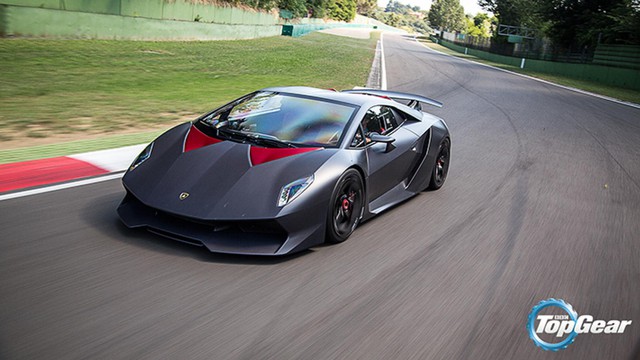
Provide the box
[342,88,443,110]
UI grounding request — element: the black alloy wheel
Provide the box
[326,169,364,243]
[428,138,450,190]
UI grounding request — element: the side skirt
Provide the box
[368,182,417,215]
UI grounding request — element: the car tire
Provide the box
[427,137,450,190]
[326,169,364,243]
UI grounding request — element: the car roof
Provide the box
[260,86,395,107]
[260,86,426,120]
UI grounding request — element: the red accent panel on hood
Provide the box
[184,125,221,152]
[250,146,322,166]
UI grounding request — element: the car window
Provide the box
[362,106,399,136]
[199,92,357,147]
[350,126,366,148]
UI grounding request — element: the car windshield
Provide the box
[199,92,356,147]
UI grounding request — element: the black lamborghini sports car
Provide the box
[118,87,450,255]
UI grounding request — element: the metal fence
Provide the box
[445,32,594,64]
[593,44,640,70]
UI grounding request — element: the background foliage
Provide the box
[330,0,358,21]
[428,0,465,32]
[365,1,432,34]
[478,0,640,47]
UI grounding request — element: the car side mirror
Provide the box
[369,133,396,153]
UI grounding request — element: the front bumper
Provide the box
[117,193,326,256]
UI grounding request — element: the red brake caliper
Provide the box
[342,198,350,210]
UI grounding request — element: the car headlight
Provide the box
[278,174,314,207]
[129,142,153,171]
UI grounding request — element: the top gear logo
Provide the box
[527,298,632,351]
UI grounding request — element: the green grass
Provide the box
[418,38,640,104]
[0,32,378,162]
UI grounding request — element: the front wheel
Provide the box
[427,138,450,190]
[326,169,364,243]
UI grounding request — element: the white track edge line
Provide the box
[381,33,387,90]
[0,172,124,201]
[413,36,640,110]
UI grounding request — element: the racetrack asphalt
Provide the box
[1,33,639,359]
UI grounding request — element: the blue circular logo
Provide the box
[527,298,578,351]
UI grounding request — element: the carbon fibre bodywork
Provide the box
[117,87,450,255]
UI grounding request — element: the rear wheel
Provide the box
[427,138,450,190]
[326,169,364,243]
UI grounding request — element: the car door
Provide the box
[361,106,420,200]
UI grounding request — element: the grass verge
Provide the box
[0,131,163,164]
[0,32,379,163]
[418,38,640,105]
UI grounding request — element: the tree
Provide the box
[473,12,489,27]
[464,13,491,37]
[369,0,431,33]
[330,0,357,21]
[278,0,307,17]
[478,0,640,47]
[411,18,432,33]
[387,12,402,26]
[478,0,542,28]
[428,0,466,32]
[356,0,377,15]
[608,0,640,44]
[307,0,332,18]
[539,0,640,47]
[385,1,414,15]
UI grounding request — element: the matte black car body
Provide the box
[118,86,450,255]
